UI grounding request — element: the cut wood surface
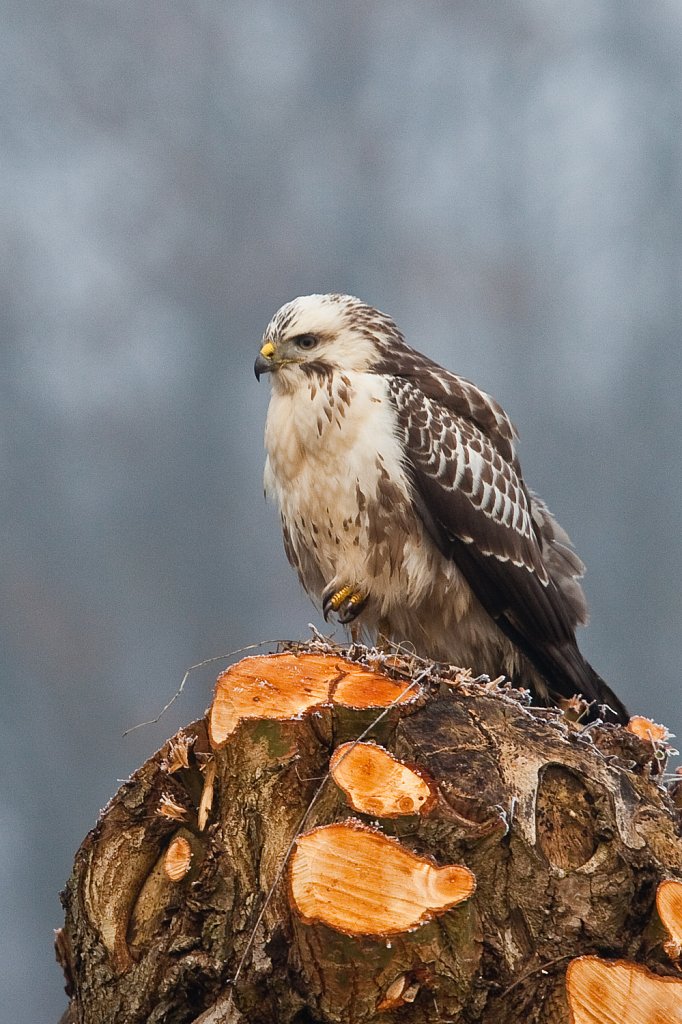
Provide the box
[163,834,193,882]
[208,651,420,747]
[289,819,475,934]
[626,715,670,743]
[330,741,436,816]
[375,973,422,1012]
[57,644,682,1024]
[566,956,682,1024]
[657,878,682,960]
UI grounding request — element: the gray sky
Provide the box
[2,3,681,1020]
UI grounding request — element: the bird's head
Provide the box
[254,293,402,388]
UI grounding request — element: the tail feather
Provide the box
[546,643,630,724]
[488,600,630,724]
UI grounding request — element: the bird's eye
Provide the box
[292,334,318,350]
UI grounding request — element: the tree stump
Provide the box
[56,643,682,1024]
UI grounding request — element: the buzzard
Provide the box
[255,293,629,723]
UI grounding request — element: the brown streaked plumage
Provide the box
[255,293,629,723]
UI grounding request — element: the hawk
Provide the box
[255,293,629,723]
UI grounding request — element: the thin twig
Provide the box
[499,955,572,998]
[122,639,289,737]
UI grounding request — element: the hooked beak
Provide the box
[254,340,276,381]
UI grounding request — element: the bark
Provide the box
[56,643,682,1024]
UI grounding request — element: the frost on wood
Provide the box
[626,715,670,744]
[57,646,682,1024]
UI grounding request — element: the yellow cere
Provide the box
[260,341,276,359]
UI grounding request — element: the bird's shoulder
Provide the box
[373,344,547,576]
[372,345,517,463]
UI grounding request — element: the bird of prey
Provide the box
[254,293,629,723]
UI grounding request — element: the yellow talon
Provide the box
[324,583,367,623]
[329,584,354,610]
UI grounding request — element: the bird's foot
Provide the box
[322,582,368,624]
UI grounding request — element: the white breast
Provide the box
[264,371,411,589]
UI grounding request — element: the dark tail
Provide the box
[546,643,630,724]
[581,661,630,724]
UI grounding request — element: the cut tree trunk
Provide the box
[56,642,682,1024]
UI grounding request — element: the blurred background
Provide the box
[2,2,681,1020]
